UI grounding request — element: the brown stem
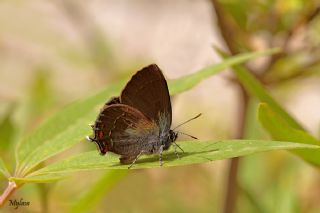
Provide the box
[223,158,240,213]
[211,2,320,213]
[210,1,250,212]
[223,84,249,213]
[211,0,240,55]
[0,181,18,208]
[284,6,320,52]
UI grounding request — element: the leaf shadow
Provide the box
[109,148,219,168]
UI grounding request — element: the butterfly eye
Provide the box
[169,130,177,141]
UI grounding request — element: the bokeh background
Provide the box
[1,0,320,212]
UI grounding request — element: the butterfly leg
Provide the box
[159,145,165,166]
[127,150,146,169]
[173,143,180,159]
[173,142,184,159]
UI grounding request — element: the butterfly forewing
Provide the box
[120,64,172,130]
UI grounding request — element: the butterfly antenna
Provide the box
[177,131,198,140]
[173,113,202,130]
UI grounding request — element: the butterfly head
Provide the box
[169,129,178,142]
[86,135,108,155]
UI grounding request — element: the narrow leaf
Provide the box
[215,48,303,130]
[16,49,279,176]
[169,48,280,95]
[26,140,319,178]
[233,66,303,129]
[258,103,320,165]
[10,174,68,184]
[15,83,123,176]
[215,48,320,166]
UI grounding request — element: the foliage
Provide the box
[1,49,282,186]
[16,140,318,182]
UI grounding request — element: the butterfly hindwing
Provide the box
[95,104,158,157]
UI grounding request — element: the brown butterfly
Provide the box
[87,64,200,168]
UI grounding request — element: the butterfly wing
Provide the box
[94,104,159,157]
[120,64,172,131]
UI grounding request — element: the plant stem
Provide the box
[0,181,18,208]
[224,157,240,213]
[210,1,250,212]
[223,84,249,213]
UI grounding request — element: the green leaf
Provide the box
[215,48,303,130]
[15,83,123,177]
[0,158,11,178]
[234,66,303,130]
[258,103,320,165]
[68,170,127,213]
[168,48,280,95]
[10,173,68,184]
[215,48,320,166]
[15,49,279,177]
[243,97,265,139]
[24,140,318,179]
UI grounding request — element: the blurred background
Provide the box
[0,0,320,212]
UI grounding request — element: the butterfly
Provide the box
[87,64,200,168]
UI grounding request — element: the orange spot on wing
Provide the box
[98,131,105,139]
